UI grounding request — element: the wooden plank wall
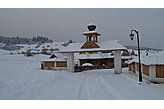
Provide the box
[44,62,54,67]
[156,65,164,78]
[56,61,67,67]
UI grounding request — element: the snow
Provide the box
[83,31,101,35]
[60,40,127,53]
[128,50,164,65]
[14,42,64,54]
[99,40,126,50]
[82,63,94,66]
[0,49,10,55]
[41,53,66,62]
[1,54,164,100]
[0,43,5,47]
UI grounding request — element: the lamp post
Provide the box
[129,29,142,82]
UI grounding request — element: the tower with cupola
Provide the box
[81,23,101,49]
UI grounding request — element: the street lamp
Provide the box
[129,29,142,82]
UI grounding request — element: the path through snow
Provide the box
[0,54,164,100]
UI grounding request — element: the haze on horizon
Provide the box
[0,8,164,50]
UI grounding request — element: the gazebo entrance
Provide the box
[65,50,122,74]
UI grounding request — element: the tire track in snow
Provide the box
[76,73,117,100]
[121,74,138,84]
[96,74,112,100]
[97,74,123,99]
[104,74,140,99]
[75,74,90,100]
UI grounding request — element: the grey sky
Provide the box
[0,8,164,49]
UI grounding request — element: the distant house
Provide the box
[128,51,164,83]
[41,53,67,70]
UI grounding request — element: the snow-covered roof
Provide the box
[41,52,66,62]
[127,51,164,65]
[83,31,101,35]
[99,40,126,50]
[59,40,127,53]
[53,53,66,59]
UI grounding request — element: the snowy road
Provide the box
[1,54,164,100]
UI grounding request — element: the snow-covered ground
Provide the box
[0,54,164,100]
[15,42,64,54]
[0,49,10,55]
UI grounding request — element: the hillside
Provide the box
[125,45,162,51]
[0,49,10,55]
[0,36,53,45]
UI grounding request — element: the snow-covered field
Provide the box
[0,53,164,100]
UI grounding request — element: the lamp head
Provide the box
[129,32,134,41]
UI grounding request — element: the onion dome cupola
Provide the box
[87,24,96,31]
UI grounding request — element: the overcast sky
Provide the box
[0,8,164,49]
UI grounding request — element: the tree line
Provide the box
[0,36,53,45]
